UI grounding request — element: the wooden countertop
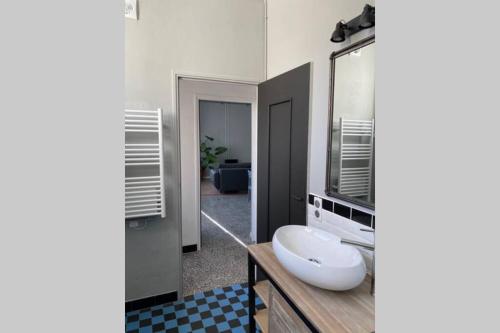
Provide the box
[248,242,374,333]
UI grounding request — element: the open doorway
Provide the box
[177,76,258,297]
[199,100,252,243]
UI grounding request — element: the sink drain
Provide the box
[308,258,321,265]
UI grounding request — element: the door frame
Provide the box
[193,93,256,248]
[172,71,259,296]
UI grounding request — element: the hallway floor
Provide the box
[182,192,252,297]
[201,194,252,245]
[183,214,247,296]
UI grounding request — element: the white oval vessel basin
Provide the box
[272,225,366,291]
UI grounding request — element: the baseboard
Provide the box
[125,291,178,312]
[182,244,198,253]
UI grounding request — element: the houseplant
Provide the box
[200,135,227,177]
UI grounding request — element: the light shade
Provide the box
[331,21,347,43]
[359,4,375,28]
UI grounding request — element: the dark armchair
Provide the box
[210,162,251,193]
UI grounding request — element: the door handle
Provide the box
[292,195,304,202]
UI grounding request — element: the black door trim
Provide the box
[266,98,293,241]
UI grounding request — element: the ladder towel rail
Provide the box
[338,118,374,200]
[125,108,165,219]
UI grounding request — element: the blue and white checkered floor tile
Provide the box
[125,283,265,333]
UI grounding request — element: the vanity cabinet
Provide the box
[269,284,311,333]
[248,243,374,333]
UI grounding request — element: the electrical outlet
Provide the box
[314,197,322,221]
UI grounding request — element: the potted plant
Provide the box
[200,135,227,178]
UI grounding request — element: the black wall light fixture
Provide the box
[359,4,375,28]
[331,21,348,42]
[330,4,375,43]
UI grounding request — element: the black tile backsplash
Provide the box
[308,194,374,228]
[308,194,315,205]
[334,202,351,219]
[322,199,333,212]
[351,209,372,227]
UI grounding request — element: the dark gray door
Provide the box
[257,63,310,243]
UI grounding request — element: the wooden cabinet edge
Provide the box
[254,309,269,333]
[253,280,270,307]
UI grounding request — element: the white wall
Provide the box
[126,0,265,299]
[199,101,252,166]
[266,0,375,214]
[179,78,258,248]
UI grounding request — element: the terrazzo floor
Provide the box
[183,214,247,296]
[182,192,252,296]
[200,194,252,245]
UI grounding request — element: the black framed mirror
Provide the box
[325,35,375,209]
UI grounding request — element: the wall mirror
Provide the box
[326,36,375,209]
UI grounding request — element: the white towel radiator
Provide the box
[338,118,374,200]
[125,109,165,219]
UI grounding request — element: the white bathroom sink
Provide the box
[272,225,366,291]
